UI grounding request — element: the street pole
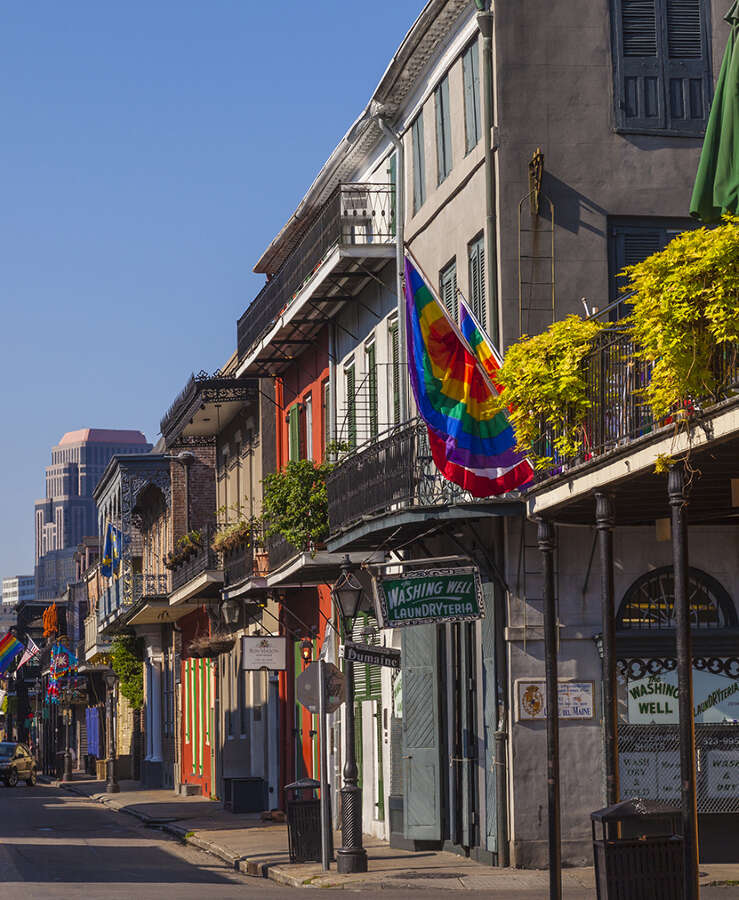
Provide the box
[62,684,73,782]
[105,674,120,794]
[668,465,699,900]
[318,658,330,872]
[336,635,367,874]
[538,517,561,900]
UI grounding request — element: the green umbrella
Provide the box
[690,1,739,223]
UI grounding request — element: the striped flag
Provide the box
[15,637,41,672]
[0,632,23,675]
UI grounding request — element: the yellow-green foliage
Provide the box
[494,315,604,467]
[625,216,739,418]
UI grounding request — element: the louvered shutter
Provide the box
[435,75,452,184]
[389,323,400,425]
[463,40,481,152]
[662,0,709,131]
[345,364,357,449]
[469,235,487,331]
[440,260,458,322]
[352,613,382,700]
[288,405,300,461]
[366,343,378,440]
[412,115,425,213]
[615,0,663,129]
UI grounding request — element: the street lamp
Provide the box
[103,672,120,794]
[221,598,241,628]
[331,555,368,874]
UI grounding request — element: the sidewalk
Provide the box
[50,777,739,892]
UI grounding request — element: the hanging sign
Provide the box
[340,641,400,669]
[241,636,287,671]
[516,680,595,721]
[374,567,485,628]
[626,666,739,724]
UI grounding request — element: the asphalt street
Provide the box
[0,782,737,899]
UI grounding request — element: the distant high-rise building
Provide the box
[34,428,151,599]
[1,575,34,607]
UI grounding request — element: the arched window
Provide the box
[617,567,737,630]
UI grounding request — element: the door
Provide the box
[480,585,498,854]
[402,624,442,841]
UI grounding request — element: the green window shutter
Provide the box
[352,612,382,701]
[468,235,487,331]
[366,343,378,440]
[440,260,457,322]
[345,364,357,449]
[288,405,300,461]
[389,321,400,425]
[435,75,452,184]
[412,114,425,213]
[463,40,481,152]
[374,699,385,819]
[322,380,331,457]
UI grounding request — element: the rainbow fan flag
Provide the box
[404,255,532,496]
[0,632,23,675]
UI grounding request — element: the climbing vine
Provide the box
[111,634,144,710]
[261,458,333,551]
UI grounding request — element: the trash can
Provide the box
[284,777,333,863]
[591,798,683,899]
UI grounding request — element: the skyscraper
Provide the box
[34,428,151,599]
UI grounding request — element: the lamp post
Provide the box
[103,672,120,793]
[331,555,368,874]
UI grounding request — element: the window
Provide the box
[439,259,458,322]
[462,40,481,152]
[344,362,357,450]
[611,0,710,134]
[288,404,300,461]
[365,341,378,440]
[435,74,453,183]
[468,234,487,330]
[609,217,698,305]
[388,319,400,425]
[304,394,313,461]
[411,113,426,213]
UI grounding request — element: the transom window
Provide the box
[617,567,737,630]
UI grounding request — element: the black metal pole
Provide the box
[336,636,367,874]
[538,518,561,900]
[62,691,73,782]
[668,464,699,899]
[595,492,619,807]
[106,678,120,794]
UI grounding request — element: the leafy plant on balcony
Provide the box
[624,215,739,420]
[261,458,332,552]
[492,315,604,467]
[111,634,144,710]
[164,530,202,569]
[212,518,252,553]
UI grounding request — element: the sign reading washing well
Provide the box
[374,567,485,628]
[241,636,287,671]
[626,667,739,724]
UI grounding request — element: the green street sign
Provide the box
[374,567,485,628]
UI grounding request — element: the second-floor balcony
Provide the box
[327,419,522,552]
[237,183,395,375]
[84,612,111,663]
[169,525,223,606]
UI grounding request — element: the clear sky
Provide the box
[0,1,423,580]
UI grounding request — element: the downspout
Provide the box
[378,117,408,423]
[476,4,500,349]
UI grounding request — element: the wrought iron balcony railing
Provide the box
[170,525,221,592]
[237,183,394,359]
[84,613,111,656]
[223,541,254,587]
[327,419,484,536]
[267,531,297,572]
[132,573,169,602]
[534,330,739,479]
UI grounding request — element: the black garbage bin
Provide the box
[284,777,333,863]
[592,798,683,900]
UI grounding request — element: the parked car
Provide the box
[0,742,37,786]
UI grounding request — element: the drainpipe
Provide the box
[378,117,408,423]
[476,3,500,349]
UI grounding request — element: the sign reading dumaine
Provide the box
[375,567,485,628]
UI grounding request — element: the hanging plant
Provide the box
[624,215,739,420]
[110,634,144,710]
[493,315,604,467]
[261,458,333,552]
[212,519,252,553]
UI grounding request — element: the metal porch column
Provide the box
[538,517,561,900]
[668,464,699,899]
[595,492,619,806]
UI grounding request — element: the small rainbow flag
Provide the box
[405,256,532,496]
[0,632,23,675]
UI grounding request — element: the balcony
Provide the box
[528,330,739,525]
[327,419,521,551]
[84,612,111,663]
[132,573,169,602]
[160,372,258,446]
[237,184,395,375]
[169,525,223,605]
[223,541,254,587]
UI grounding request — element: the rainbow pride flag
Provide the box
[0,632,23,675]
[404,256,532,496]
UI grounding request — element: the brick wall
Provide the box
[170,441,216,542]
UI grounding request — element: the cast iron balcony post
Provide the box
[62,686,73,782]
[668,464,699,900]
[336,645,367,873]
[537,517,561,900]
[104,672,120,794]
[595,492,619,807]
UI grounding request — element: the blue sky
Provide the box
[0,1,423,579]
